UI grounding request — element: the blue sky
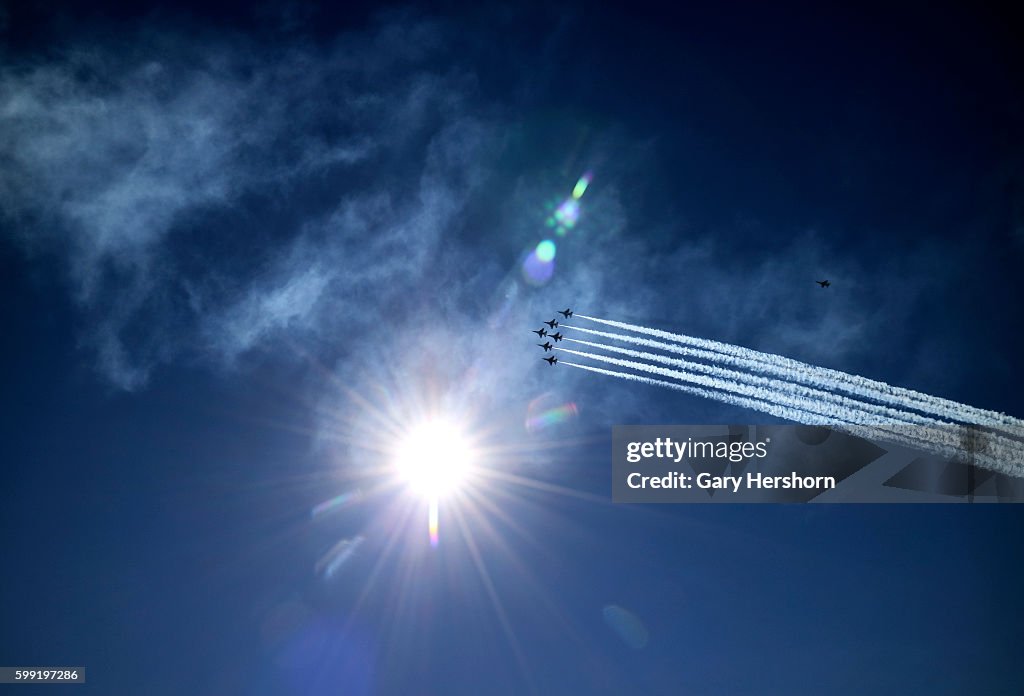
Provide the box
[1,2,1022,694]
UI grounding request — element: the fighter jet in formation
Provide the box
[534,310,573,365]
[817,280,831,288]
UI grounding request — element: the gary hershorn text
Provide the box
[626,471,837,492]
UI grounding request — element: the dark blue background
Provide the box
[2,2,1022,694]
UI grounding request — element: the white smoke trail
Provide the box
[560,361,832,424]
[560,361,956,456]
[564,337,1024,460]
[558,347,1024,476]
[571,316,1024,439]
[567,323,817,377]
[567,337,927,425]
[558,347,925,452]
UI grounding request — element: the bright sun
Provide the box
[394,418,475,500]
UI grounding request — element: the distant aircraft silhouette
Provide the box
[543,356,558,365]
[537,342,553,352]
[532,328,548,337]
[549,332,564,342]
[817,280,831,288]
[558,308,573,318]
[544,319,559,329]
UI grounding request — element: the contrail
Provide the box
[558,347,1024,476]
[566,324,843,387]
[557,347,936,455]
[559,361,968,460]
[563,337,1024,468]
[571,315,1024,438]
[559,361,834,424]
[566,337,935,425]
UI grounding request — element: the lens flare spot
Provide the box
[603,604,649,649]
[522,249,555,286]
[310,489,363,518]
[572,171,592,199]
[429,499,439,547]
[315,536,365,580]
[260,598,311,652]
[535,239,556,263]
[554,198,580,229]
[525,395,579,433]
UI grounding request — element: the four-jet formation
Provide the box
[531,310,572,366]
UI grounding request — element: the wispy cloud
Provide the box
[1,15,497,388]
[0,8,983,422]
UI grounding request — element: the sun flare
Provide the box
[394,418,475,500]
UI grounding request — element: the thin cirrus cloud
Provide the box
[0,15,497,389]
